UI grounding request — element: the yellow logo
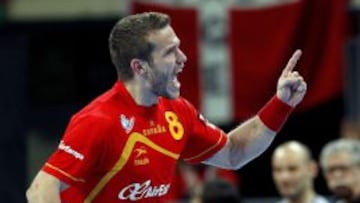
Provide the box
[134,158,150,166]
[142,124,166,136]
[134,147,150,166]
[134,147,147,158]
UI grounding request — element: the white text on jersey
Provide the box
[118,180,170,201]
[58,140,84,160]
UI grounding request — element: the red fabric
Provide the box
[131,2,201,109]
[43,116,110,187]
[165,168,186,202]
[179,99,227,163]
[230,0,348,121]
[258,95,293,132]
[43,81,226,202]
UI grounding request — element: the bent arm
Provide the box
[203,116,275,169]
[204,49,307,170]
[26,171,68,203]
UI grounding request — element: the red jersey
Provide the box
[42,81,227,203]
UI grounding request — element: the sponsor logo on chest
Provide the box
[133,146,150,166]
[119,111,184,141]
[118,180,170,201]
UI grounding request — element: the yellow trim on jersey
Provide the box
[45,163,86,183]
[183,132,225,162]
[84,132,179,203]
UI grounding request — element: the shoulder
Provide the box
[73,88,125,122]
[60,112,119,149]
[69,96,123,137]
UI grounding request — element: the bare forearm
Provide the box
[227,116,276,168]
[228,116,275,146]
[204,116,276,169]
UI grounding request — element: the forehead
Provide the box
[324,151,353,165]
[147,25,180,50]
[272,148,307,165]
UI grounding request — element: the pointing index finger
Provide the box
[281,49,302,77]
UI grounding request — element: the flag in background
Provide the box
[230,0,347,120]
[131,0,348,123]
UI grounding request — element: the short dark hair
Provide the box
[201,179,241,203]
[109,12,170,81]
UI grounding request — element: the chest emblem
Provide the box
[134,147,147,158]
[133,146,150,166]
[120,114,135,134]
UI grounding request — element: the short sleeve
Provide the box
[42,115,111,186]
[180,100,227,164]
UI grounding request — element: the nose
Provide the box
[277,171,292,181]
[331,169,345,179]
[176,48,187,64]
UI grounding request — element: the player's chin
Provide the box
[165,85,180,99]
[279,186,296,196]
[282,191,298,199]
[332,185,353,199]
[166,90,180,99]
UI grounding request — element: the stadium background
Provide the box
[0,0,359,202]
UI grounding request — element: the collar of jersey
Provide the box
[113,80,160,115]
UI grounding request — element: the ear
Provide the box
[130,59,146,75]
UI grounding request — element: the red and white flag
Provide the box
[131,0,348,123]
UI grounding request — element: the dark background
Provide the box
[0,3,358,202]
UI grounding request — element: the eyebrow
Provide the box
[163,45,177,56]
[163,38,180,56]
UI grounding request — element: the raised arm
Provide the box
[26,171,68,203]
[204,50,307,169]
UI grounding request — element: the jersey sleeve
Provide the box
[42,115,111,187]
[180,99,227,164]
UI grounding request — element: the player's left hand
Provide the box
[276,49,307,107]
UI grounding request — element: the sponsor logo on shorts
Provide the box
[118,180,170,201]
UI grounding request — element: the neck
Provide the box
[353,185,360,202]
[123,79,159,107]
[344,195,360,203]
[287,189,316,203]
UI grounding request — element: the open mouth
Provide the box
[171,76,180,89]
[171,68,183,89]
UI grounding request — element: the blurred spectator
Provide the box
[272,140,329,203]
[190,179,241,203]
[320,138,360,203]
[166,162,239,202]
[341,120,360,139]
